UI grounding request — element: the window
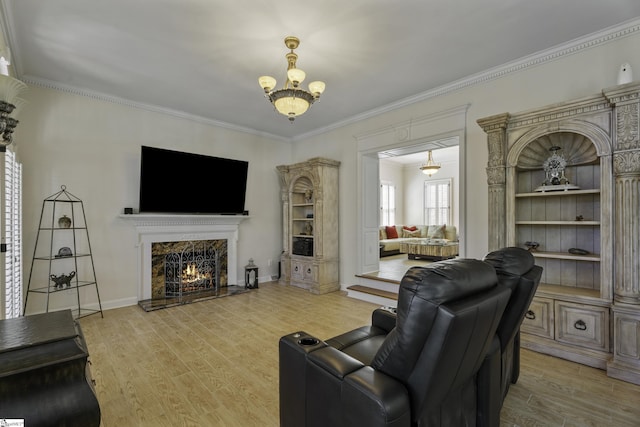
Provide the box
[4,149,22,318]
[380,182,395,226]
[424,179,451,225]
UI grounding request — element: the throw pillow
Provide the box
[427,224,446,239]
[385,225,399,239]
[380,228,387,240]
[402,225,418,232]
[402,229,422,238]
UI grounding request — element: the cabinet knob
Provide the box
[525,310,536,320]
[574,320,587,331]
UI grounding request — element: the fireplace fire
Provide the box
[164,242,219,297]
[150,239,227,300]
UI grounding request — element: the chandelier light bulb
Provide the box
[308,81,326,98]
[287,68,306,87]
[258,76,277,93]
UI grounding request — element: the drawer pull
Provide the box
[525,310,536,320]
[574,320,587,331]
[306,268,311,274]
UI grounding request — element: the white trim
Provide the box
[119,214,249,301]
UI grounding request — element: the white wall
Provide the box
[292,30,640,288]
[14,29,640,307]
[16,86,290,310]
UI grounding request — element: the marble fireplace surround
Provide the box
[120,214,248,301]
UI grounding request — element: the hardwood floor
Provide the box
[79,282,640,427]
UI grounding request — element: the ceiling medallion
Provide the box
[258,36,326,122]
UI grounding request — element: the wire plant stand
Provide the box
[24,185,103,319]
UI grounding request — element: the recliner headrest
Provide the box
[483,247,534,277]
[400,258,498,305]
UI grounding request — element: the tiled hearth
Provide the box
[120,214,249,311]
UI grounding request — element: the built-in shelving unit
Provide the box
[277,158,340,294]
[478,82,640,385]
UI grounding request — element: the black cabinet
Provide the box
[0,310,100,426]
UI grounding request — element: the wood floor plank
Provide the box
[78,282,640,427]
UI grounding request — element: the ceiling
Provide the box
[2,1,640,141]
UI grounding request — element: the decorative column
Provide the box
[604,84,640,304]
[477,113,510,251]
[604,82,640,385]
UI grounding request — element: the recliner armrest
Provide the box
[372,307,397,333]
[343,366,411,427]
[308,346,365,379]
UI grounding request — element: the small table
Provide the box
[399,239,459,261]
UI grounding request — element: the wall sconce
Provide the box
[0,74,28,152]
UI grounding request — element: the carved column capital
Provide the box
[615,103,640,151]
[613,150,640,175]
[486,166,506,186]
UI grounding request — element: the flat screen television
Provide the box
[139,146,248,214]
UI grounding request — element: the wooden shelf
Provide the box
[515,189,600,198]
[531,251,600,262]
[516,220,599,226]
[536,283,607,306]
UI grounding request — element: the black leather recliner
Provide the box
[279,258,512,427]
[478,247,542,426]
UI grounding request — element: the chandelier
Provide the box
[419,151,441,176]
[258,36,325,122]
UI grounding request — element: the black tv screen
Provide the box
[139,146,248,214]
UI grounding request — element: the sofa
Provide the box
[279,257,511,426]
[379,224,458,257]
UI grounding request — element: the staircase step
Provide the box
[347,285,398,301]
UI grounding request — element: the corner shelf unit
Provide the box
[24,186,103,319]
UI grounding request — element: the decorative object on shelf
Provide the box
[55,247,73,258]
[304,189,313,203]
[0,74,27,151]
[575,215,584,221]
[535,146,580,192]
[524,241,539,251]
[419,150,441,176]
[258,36,326,122]
[568,248,590,255]
[58,214,72,228]
[306,213,313,218]
[617,62,633,85]
[304,221,313,235]
[244,258,259,289]
[50,271,76,289]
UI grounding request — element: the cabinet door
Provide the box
[291,261,304,281]
[555,301,609,351]
[521,297,554,339]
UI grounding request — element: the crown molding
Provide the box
[293,17,640,142]
[2,4,639,144]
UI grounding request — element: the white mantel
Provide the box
[120,214,249,301]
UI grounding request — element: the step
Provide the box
[347,285,398,301]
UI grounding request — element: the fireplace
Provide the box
[120,213,249,310]
[151,239,226,299]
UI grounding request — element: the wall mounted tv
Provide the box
[139,146,248,215]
